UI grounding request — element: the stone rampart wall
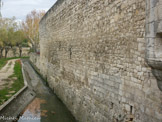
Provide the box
[31,0,162,121]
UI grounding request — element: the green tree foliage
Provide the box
[0,17,28,58]
[0,28,7,57]
[14,30,26,57]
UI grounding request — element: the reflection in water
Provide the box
[18,110,40,122]
[18,94,76,122]
[18,61,76,122]
[18,98,46,122]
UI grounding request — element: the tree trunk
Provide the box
[5,48,9,58]
[5,50,7,58]
[0,48,3,58]
[29,36,36,52]
[19,47,22,57]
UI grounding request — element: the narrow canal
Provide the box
[18,60,76,122]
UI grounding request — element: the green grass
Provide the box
[0,58,8,70]
[0,60,24,105]
[0,57,29,70]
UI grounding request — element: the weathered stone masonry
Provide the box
[146,0,162,91]
[31,0,162,122]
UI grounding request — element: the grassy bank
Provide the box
[0,57,29,70]
[0,58,8,70]
[0,59,25,105]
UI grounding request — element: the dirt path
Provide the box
[0,59,18,90]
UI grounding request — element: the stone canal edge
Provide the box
[0,59,36,122]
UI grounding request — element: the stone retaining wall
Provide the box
[2,47,30,58]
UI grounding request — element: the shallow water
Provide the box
[18,60,76,122]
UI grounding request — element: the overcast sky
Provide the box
[1,0,57,20]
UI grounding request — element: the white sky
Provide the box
[1,0,57,20]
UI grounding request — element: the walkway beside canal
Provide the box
[0,59,17,90]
